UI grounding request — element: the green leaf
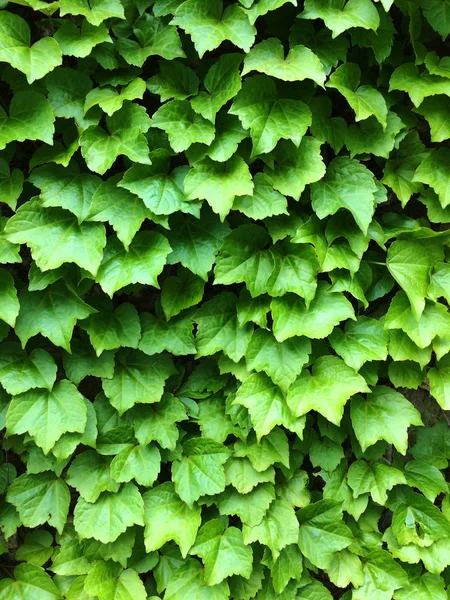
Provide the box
[59,0,125,25]
[385,292,450,349]
[6,473,70,533]
[54,20,111,58]
[80,102,151,174]
[143,482,201,557]
[133,393,187,450]
[311,156,378,234]
[225,457,274,494]
[6,380,87,454]
[15,283,95,352]
[413,148,450,208]
[327,62,387,126]
[301,0,380,38]
[264,137,325,200]
[353,551,408,600]
[96,231,171,297]
[15,530,54,567]
[184,156,253,221]
[245,330,310,392]
[5,200,106,276]
[418,0,450,40]
[389,63,450,108]
[194,292,253,362]
[415,96,450,143]
[166,210,230,280]
[191,53,242,122]
[329,316,388,371]
[139,311,196,356]
[271,281,355,342]
[0,564,61,600]
[84,562,146,600]
[161,268,205,320]
[245,0,297,24]
[394,572,447,600]
[172,437,230,506]
[80,302,141,356]
[328,549,364,589]
[0,343,56,395]
[63,337,115,385]
[117,14,185,66]
[242,497,299,559]
[345,112,404,159]
[217,482,275,526]
[287,355,370,425]
[233,172,288,220]
[347,460,406,505]
[297,500,353,569]
[147,59,199,102]
[310,95,347,153]
[242,38,325,85]
[428,355,450,410]
[66,450,119,502]
[351,386,423,454]
[0,12,62,83]
[429,262,450,303]
[110,444,161,487]
[404,460,449,502]
[190,519,252,585]
[0,268,18,327]
[84,78,146,117]
[0,92,55,150]
[102,349,176,414]
[171,0,256,58]
[0,158,23,211]
[164,559,230,600]
[230,75,311,156]
[74,483,144,543]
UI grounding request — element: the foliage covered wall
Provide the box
[1,0,450,598]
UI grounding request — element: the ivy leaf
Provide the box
[117,14,185,66]
[59,0,125,25]
[389,63,450,108]
[63,337,115,386]
[161,268,205,320]
[0,92,55,150]
[184,156,253,221]
[96,231,171,297]
[84,78,146,117]
[0,564,61,600]
[404,460,449,502]
[80,102,151,174]
[151,99,215,153]
[102,349,176,415]
[194,292,253,362]
[301,0,380,37]
[110,444,161,487]
[143,482,201,557]
[394,572,447,600]
[353,551,408,600]
[133,394,187,450]
[84,562,146,600]
[5,200,105,276]
[87,176,157,251]
[0,12,62,83]
[164,559,230,600]
[268,543,304,594]
[6,380,88,454]
[245,0,297,24]
[429,263,450,304]
[428,355,450,410]
[329,316,389,371]
[225,457,274,494]
[327,62,387,127]
[15,283,95,352]
[172,437,231,506]
[413,149,450,208]
[287,355,370,425]
[74,483,144,543]
[80,302,141,356]
[414,96,450,143]
[147,59,199,102]
[190,520,253,585]
[139,311,196,356]
[29,163,102,223]
[0,343,56,395]
[191,53,242,122]
[311,156,378,234]
[230,75,311,156]
[54,20,112,58]
[171,0,256,58]
[233,172,288,220]
[0,268,19,328]
[297,501,353,569]
[217,482,275,526]
[418,0,450,40]
[351,386,423,454]
[347,460,406,505]
[0,158,23,211]
[242,38,325,85]
[345,112,404,159]
[233,372,293,439]
[66,451,119,502]
[242,497,299,559]
[264,137,325,200]
[267,241,319,304]
[6,473,70,533]
[271,281,355,342]
[245,330,311,392]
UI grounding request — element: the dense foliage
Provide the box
[0,0,450,597]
